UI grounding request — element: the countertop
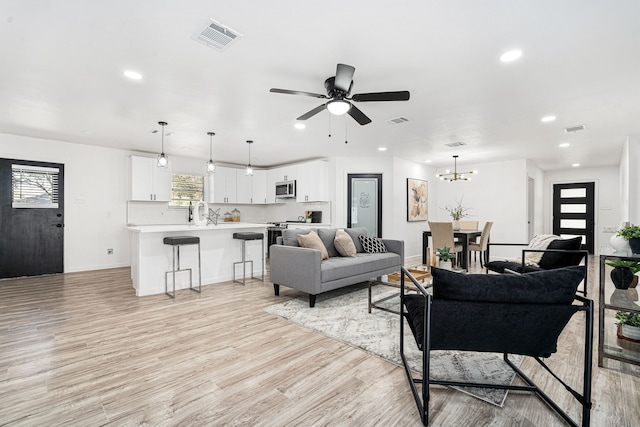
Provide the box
[126,223,269,233]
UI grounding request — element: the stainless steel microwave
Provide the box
[275,180,296,198]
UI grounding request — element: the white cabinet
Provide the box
[296,160,329,202]
[266,169,279,204]
[272,165,296,183]
[236,169,252,204]
[130,156,171,201]
[213,166,237,203]
[252,170,267,204]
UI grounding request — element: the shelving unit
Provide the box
[598,250,640,367]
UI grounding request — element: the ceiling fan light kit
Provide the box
[270,63,409,125]
[436,155,478,182]
[156,121,169,168]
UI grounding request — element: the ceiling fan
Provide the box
[270,63,410,125]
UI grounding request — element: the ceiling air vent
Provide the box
[445,141,467,147]
[388,117,409,124]
[564,124,586,133]
[193,19,243,51]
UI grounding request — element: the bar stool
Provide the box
[163,236,201,298]
[232,232,264,285]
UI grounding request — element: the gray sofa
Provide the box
[270,227,404,307]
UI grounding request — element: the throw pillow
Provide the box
[297,230,329,260]
[282,228,314,247]
[359,235,387,253]
[431,265,585,304]
[522,234,559,266]
[538,237,583,270]
[345,227,367,253]
[334,229,357,257]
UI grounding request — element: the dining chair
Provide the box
[428,221,463,268]
[458,220,478,230]
[468,221,493,267]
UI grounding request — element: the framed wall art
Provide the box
[407,178,428,222]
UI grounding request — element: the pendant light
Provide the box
[206,131,215,174]
[156,121,168,168]
[436,155,478,182]
[245,140,254,176]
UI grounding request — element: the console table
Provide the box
[598,249,640,367]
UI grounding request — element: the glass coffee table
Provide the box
[368,266,432,314]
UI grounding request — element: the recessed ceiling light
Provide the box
[378,147,387,151]
[559,143,570,148]
[123,70,142,80]
[424,160,432,163]
[500,50,522,63]
[294,122,306,130]
[541,115,556,123]
[572,163,580,167]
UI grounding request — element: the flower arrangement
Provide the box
[443,197,471,220]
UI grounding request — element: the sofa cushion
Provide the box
[282,228,315,247]
[538,237,583,270]
[317,228,340,258]
[432,265,585,304]
[297,231,329,260]
[359,235,387,253]
[320,252,401,282]
[345,227,367,253]
[334,229,356,257]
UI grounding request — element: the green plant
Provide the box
[436,246,455,261]
[615,311,640,328]
[443,197,471,220]
[616,225,640,240]
[606,260,640,274]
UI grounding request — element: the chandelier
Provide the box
[436,155,477,182]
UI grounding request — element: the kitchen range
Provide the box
[266,211,324,257]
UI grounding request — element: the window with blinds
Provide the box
[171,173,204,206]
[12,164,60,208]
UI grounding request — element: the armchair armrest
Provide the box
[269,244,322,294]
[382,239,404,263]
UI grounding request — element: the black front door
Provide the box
[552,182,595,254]
[0,158,65,278]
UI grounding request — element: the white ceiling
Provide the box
[1,1,639,170]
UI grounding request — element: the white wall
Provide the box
[0,133,132,272]
[543,165,621,254]
[621,136,640,224]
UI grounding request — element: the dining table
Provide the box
[422,229,485,270]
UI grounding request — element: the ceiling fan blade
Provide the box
[347,104,372,125]
[351,91,410,102]
[270,88,327,99]
[297,104,327,120]
[334,64,355,93]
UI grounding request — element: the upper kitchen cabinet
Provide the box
[130,155,171,201]
[271,165,297,183]
[252,169,267,204]
[236,169,252,204]
[212,166,237,203]
[296,160,328,202]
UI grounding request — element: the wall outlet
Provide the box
[107,248,114,255]
[603,226,617,233]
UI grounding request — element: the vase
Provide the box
[439,260,452,270]
[611,266,634,289]
[452,220,460,231]
[629,237,640,254]
[610,234,630,252]
[620,324,640,342]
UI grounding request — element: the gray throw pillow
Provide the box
[345,227,367,253]
[317,228,339,258]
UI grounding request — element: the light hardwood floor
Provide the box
[1,258,639,426]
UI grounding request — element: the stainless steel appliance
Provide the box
[275,180,296,198]
[267,222,288,257]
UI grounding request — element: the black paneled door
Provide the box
[0,158,65,278]
[552,182,595,254]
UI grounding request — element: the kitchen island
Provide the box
[127,223,268,296]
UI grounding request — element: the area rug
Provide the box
[264,283,522,407]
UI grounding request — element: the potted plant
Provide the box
[616,311,640,342]
[616,225,640,254]
[436,246,455,270]
[606,260,640,289]
[443,197,472,230]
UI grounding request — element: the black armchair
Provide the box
[485,236,588,296]
[400,266,593,426]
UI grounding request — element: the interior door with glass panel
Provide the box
[0,158,65,278]
[552,182,594,254]
[347,174,382,237]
